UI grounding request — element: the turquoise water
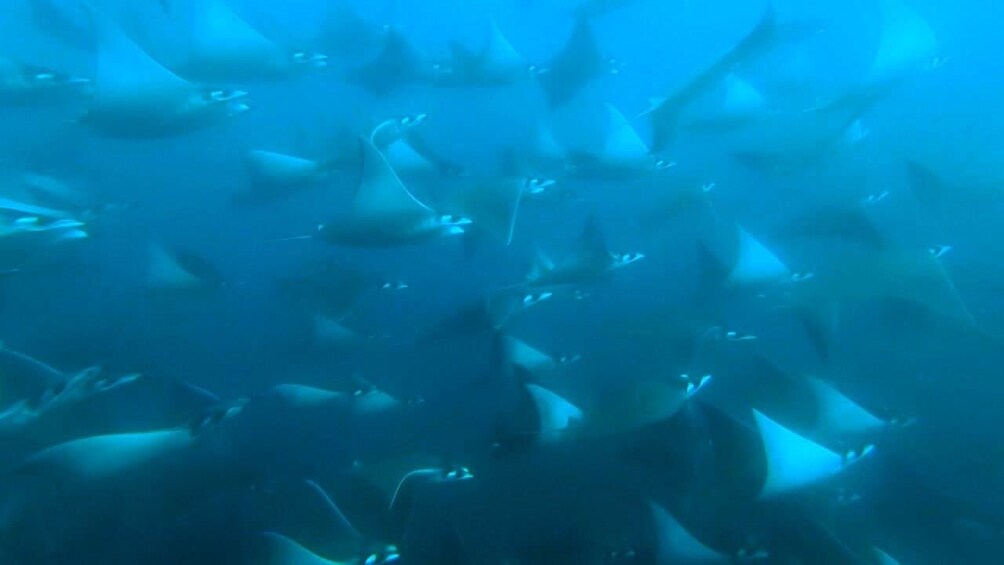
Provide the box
[0,0,1001,562]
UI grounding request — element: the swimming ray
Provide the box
[0,210,89,270]
[868,0,939,84]
[250,478,364,559]
[649,4,814,152]
[187,0,281,72]
[89,6,190,100]
[350,388,402,417]
[754,409,868,498]
[10,173,94,218]
[0,195,73,221]
[529,121,566,168]
[0,57,91,106]
[437,175,525,245]
[317,137,466,246]
[482,20,526,73]
[179,0,328,82]
[872,547,902,565]
[579,376,701,439]
[268,384,345,408]
[301,479,364,542]
[234,150,331,206]
[525,383,583,442]
[0,345,67,412]
[83,6,249,137]
[805,376,887,437]
[727,225,790,287]
[503,123,567,180]
[386,465,475,542]
[369,112,428,149]
[729,87,879,176]
[346,30,431,97]
[418,288,553,343]
[146,244,223,291]
[568,104,659,177]
[277,259,397,319]
[351,137,432,220]
[648,501,727,563]
[797,245,976,329]
[371,114,461,179]
[721,73,765,116]
[404,129,466,177]
[314,3,387,59]
[245,150,325,181]
[256,532,340,565]
[0,368,218,467]
[506,336,571,377]
[436,20,529,87]
[383,136,441,179]
[793,300,839,363]
[312,312,365,346]
[776,201,887,250]
[525,214,644,288]
[17,428,194,482]
[685,73,767,132]
[538,16,605,108]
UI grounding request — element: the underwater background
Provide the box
[0,0,1002,563]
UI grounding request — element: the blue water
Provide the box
[0,0,1002,563]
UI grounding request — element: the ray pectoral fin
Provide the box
[255,532,337,565]
[792,300,839,362]
[186,0,282,73]
[753,409,866,499]
[147,244,217,291]
[648,101,681,155]
[85,4,188,96]
[525,383,583,442]
[869,0,939,83]
[449,177,526,247]
[806,377,887,436]
[401,130,464,177]
[539,16,603,108]
[728,225,790,287]
[578,213,611,260]
[347,30,428,96]
[648,501,727,563]
[301,479,364,542]
[600,103,652,163]
[351,137,433,221]
[649,3,810,154]
[482,20,525,73]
